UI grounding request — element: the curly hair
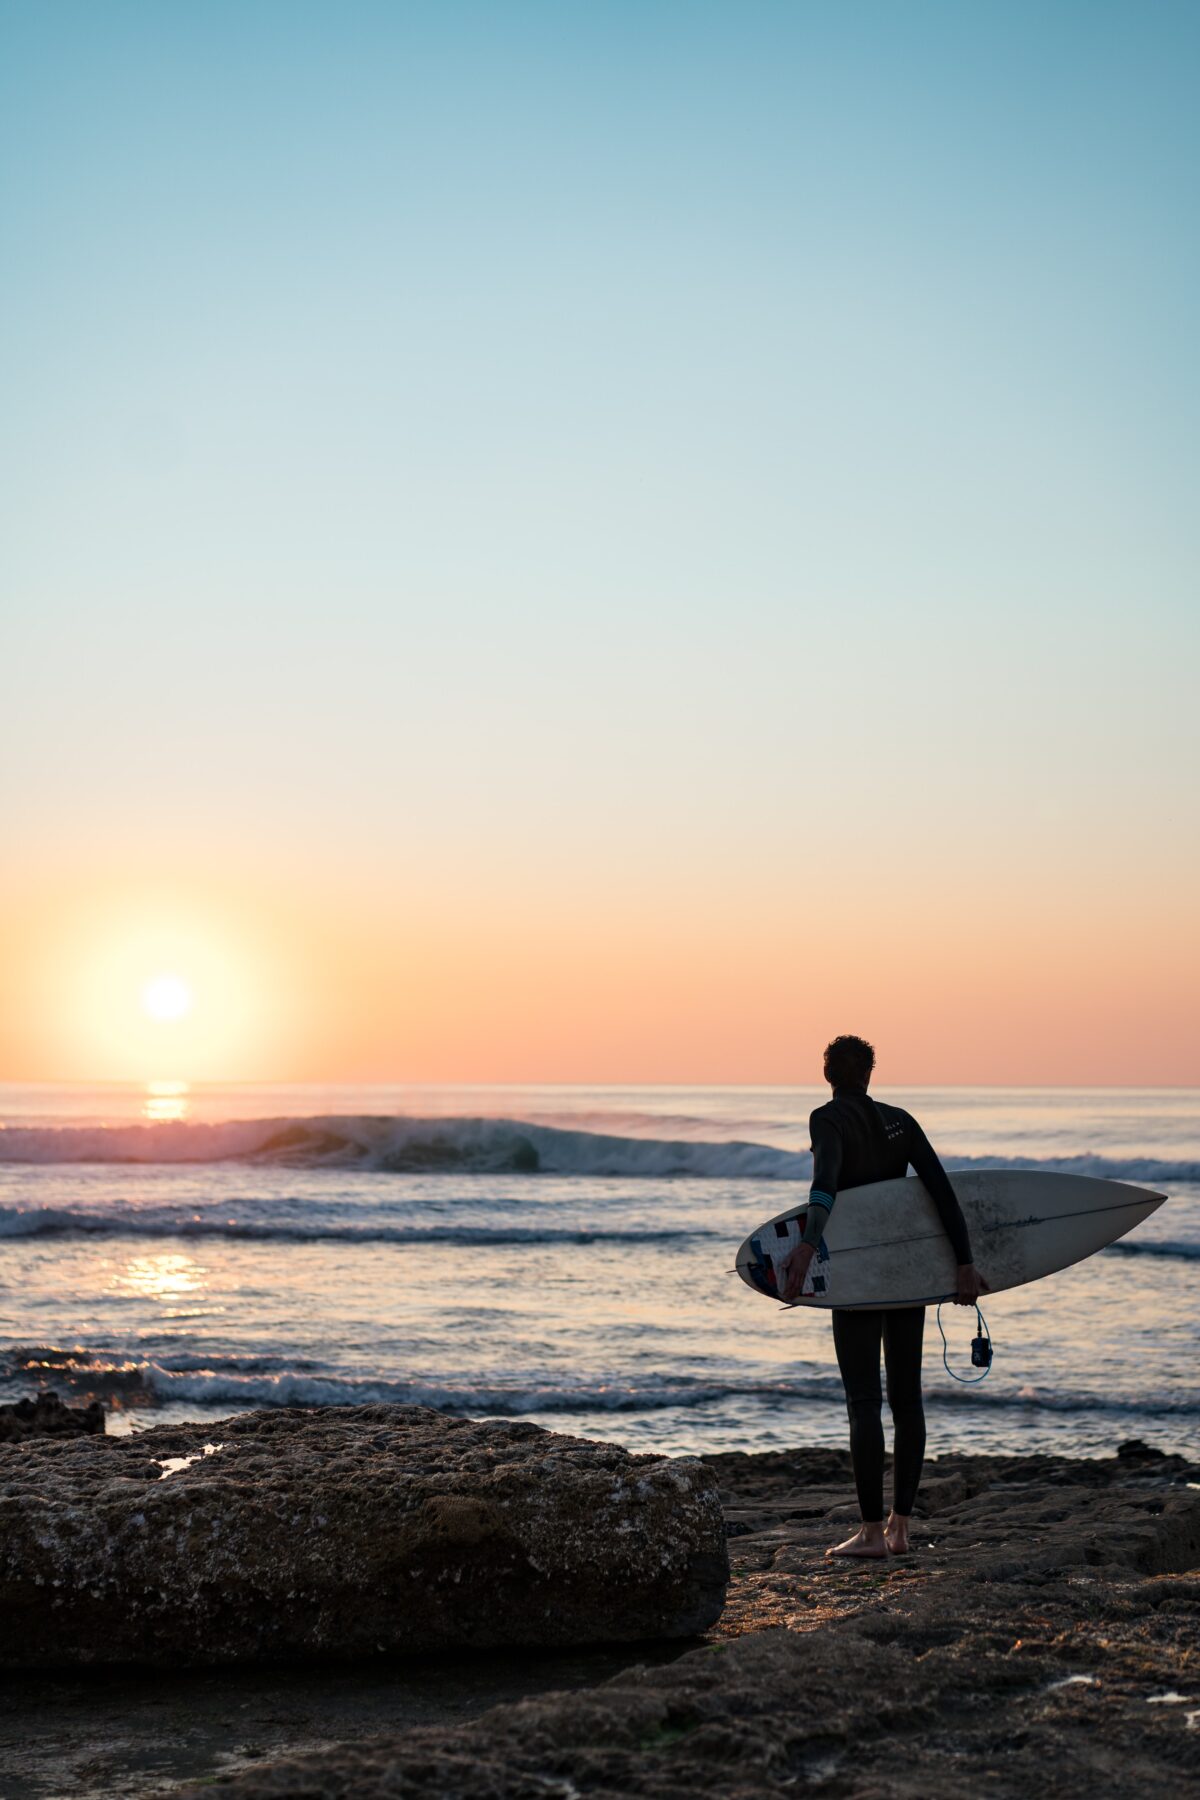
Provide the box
[823,1034,876,1089]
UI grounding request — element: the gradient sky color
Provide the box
[2,2,1197,1085]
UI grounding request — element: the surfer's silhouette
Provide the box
[781,1036,987,1559]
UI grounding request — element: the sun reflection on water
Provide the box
[118,1252,204,1301]
[142,1080,190,1123]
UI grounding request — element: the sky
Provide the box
[1,1,1197,1086]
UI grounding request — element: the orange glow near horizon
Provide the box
[0,879,312,1086]
[0,858,1196,1088]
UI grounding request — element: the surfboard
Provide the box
[735,1170,1166,1309]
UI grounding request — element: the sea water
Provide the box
[0,1084,1196,1458]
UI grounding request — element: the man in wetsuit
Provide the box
[781,1035,987,1558]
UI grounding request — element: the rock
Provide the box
[1,1441,1197,1798]
[0,1405,728,1669]
[1116,1437,1175,1463]
[0,1390,105,1445]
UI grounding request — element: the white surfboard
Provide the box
[735,1170,1166,1309]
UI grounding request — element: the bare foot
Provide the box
[825,1524,887,1559]
[884,1512,911,1555]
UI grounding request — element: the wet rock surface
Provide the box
[0,1390,105,1444]
[181,1443,1200,1800]
[0,1641,682,1800]
[0,1406,728,1669]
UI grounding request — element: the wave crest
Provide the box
[2,1113,1198,1184]
[1102,1238,1200,1262]
[0,1115,805,1178]
[5,1344,1199,1421]
[0,1204,707,1246]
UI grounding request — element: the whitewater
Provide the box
[1,1083,1196,1457]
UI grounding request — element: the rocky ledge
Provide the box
[182,1442,1200,1800]
[0,1406,728,1670]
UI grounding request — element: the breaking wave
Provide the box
[0,1114,1197,1184]
[1102,1238,1200,1262]
[6,1344,1199,1420]
[0,1202,707,1246]
[0,1198,1190,1257]
[0,1115,804,1178]
[2,1346,844,1413]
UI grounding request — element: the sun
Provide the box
[141,973,193,1023]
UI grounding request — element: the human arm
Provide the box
[781,1111,842,1301]
[907,1118,988,1304]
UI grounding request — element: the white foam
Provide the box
[0,1114,807,1178]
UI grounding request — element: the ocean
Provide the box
[1,1083,1196,1459]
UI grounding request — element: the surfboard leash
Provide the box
[936,1301,994,1384]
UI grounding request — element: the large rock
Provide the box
[0,1405,728,1669]
[0,1390,105,1444]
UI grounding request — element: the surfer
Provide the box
[781,1035,987,1559]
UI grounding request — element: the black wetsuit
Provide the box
[801,1085,973,1521]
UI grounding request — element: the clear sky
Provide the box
[1,1,1197,1085]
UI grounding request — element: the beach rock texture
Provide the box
[180,1443,1200,1800]
[0,1390,105,1445]
[0,1405,728,1670]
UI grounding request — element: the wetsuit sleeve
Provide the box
[907,1118,974,1265]
[801,1110,843,1248]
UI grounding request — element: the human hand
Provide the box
[781,1241,815,1303]
[954,1263,989,1305]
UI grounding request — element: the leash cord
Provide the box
[936,1300,993,1384]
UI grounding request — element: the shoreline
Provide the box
[2,1435,1197,1797]
[13,1386,1200,1466]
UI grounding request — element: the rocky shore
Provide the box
[0,1420,1197,1798]
[0,1390,106,1444]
